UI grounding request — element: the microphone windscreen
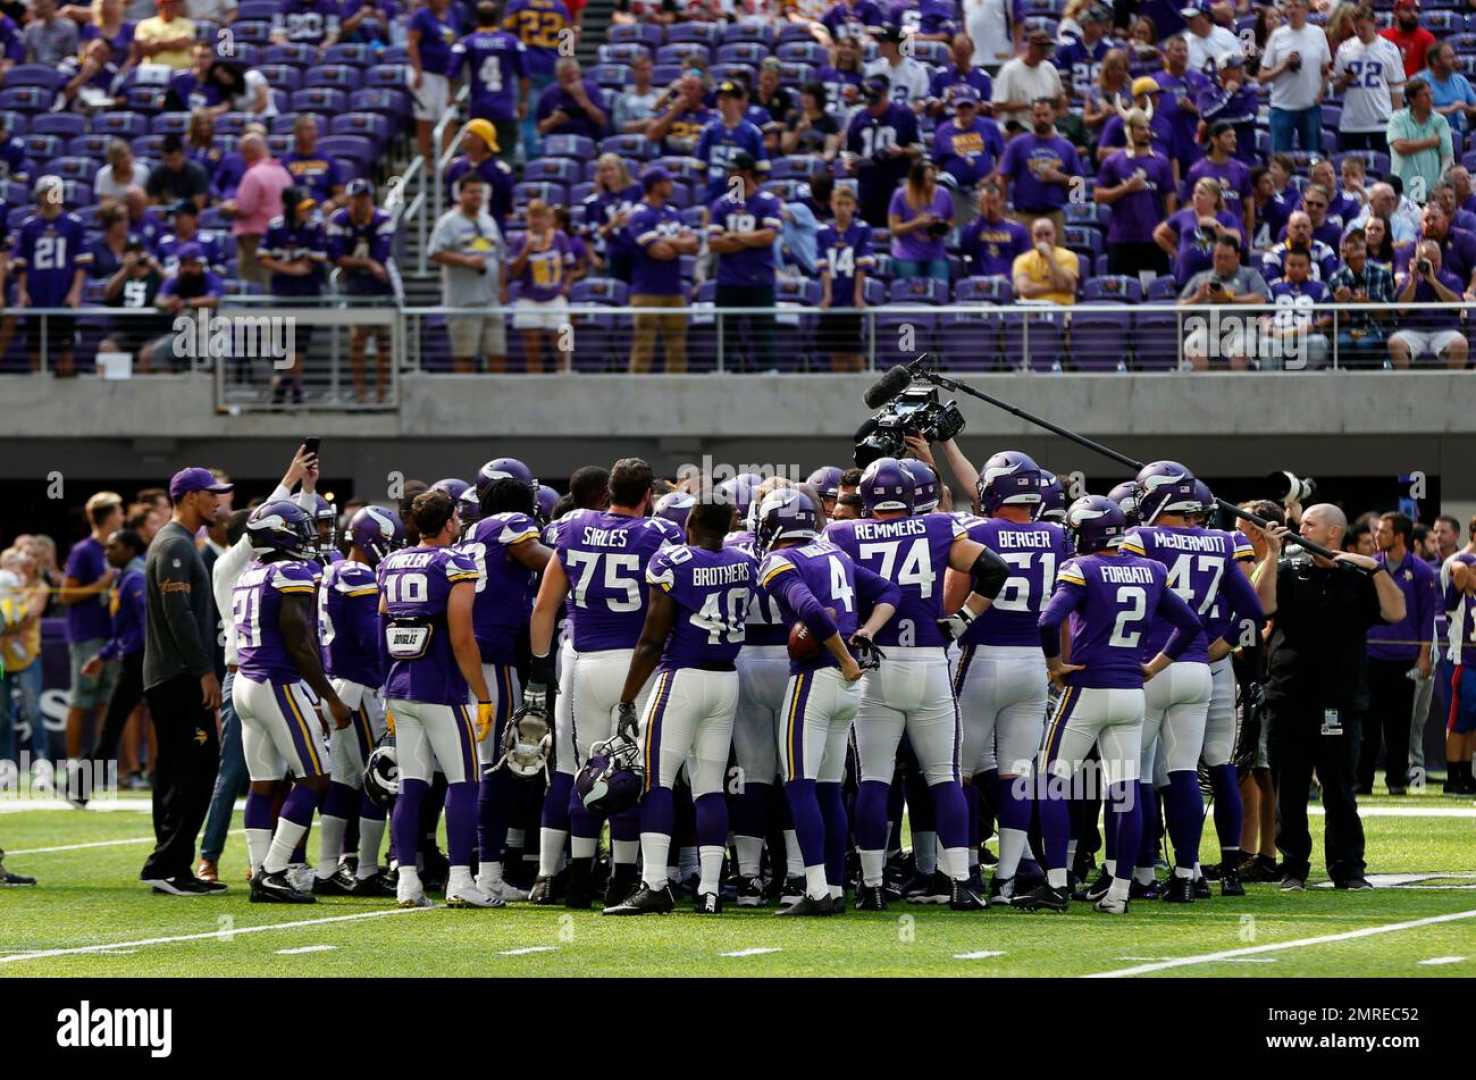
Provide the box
[862,365,914,410]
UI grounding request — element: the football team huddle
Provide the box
[228,440,1276,918]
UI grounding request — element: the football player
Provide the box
[1036,470,1068,523]
[1023,495,1202,915]
[825,458,1008,911]
[379,489,499,909]
[950,451,1071,905]
[605,498,757,915]
[311,505,404,897]
[528,459,678,907]
[460,457,553,902]
[806,466,845,519]
[1121,462,1265,901]
[756,488,900,915]
[232,501,353,904]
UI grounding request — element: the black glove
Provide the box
[616,701,639,742]
[849,634,885,672]
[522,680,549,715]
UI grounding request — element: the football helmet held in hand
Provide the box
[576,733,644,815]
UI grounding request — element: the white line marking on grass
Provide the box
[277,945,337,955]
[0,798,249,815]
[719,947,782,958]
[953,950,1005,960]
[1117,956,1174,961]
[1309,806,1476,818]
[1216,958,1278,964]
[9,830,245,856]
[0,905,435,966]
[499,946,557,956]
[1418,956,1465,966]
[1084,907,1476,978]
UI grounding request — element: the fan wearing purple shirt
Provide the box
[927,33,994,120]
[626,165,699,373]
[960,179,1031,278]
[1183,122,1252,230]
[1389,239,1469,367]
[708,152,784,371]
[888,160,954,283]
[407,0,461,161]
[1056,7,1114,98]
[696,80,769,202]
[997,98,1081,233]
[12,176,91,377]
[1264,248,1331,369]
[845,74,923,227]
[823,0,886,41]
[260,190,330,405]
[1153,176,1242,284]
[62,493,124,759]
[932,87,1004,197]
[142,243,223,372]
[817,184,874,372]
[1095,107,1176,278]
[889,0,955,40]
[1095,79,1181,181]
[817,36,866,118]
[535,58,608,144]
[508,199,575,370]
[444,120,516,233]
[1152,37,1211,171]
[449,1,529,162]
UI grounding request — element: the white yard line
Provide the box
[953,950,1006,960]
[718,947,782,958]
[1084,907,1476,978]
[0,798,249,815]
[8,830,245,856]
[498,946,557,956]
[1417,956,1465,966]
[277,945,338,955]
[0,906,435,966]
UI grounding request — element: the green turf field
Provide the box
[2,787,1474,978]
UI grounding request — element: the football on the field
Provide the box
[788,608,837,662]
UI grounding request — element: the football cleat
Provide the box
[604,863,638,909]
[780,875,806,906]
[350,870,398,898]
[397,891,434,909]
[529,874,561,905]
[1162,876,1196,903]
[286,864,316,894]
[988,875,1016,907]
[487,878,531,902]
[1083,867,1114,903]
[1219,866,1245,897]
[1336,877,1373,891]
[603,882,675,916]
[694,891,723,915]
[1011,883,1071,913]
[949,879,987,911]
[856,883,888,911]
[1192,875,1211,900]
[251,869,316,904]
[904,869,952,904]
[1279,875,1307,892]
[1093,894,1129,915]
[311,867,360,896]
[1242,855,1280,883]
[0,849,36,887]
[445,882,504,908]
[736,875,767,907]
[776,893,834,917]
[1128,878,1162,901]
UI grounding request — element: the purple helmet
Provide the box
[754,488,819,556]
[806,465,844,501]
[1065,494,1128,554]
[978,450,1043,514]
[246,499,317,561]
[347,505,405,566]
[859,456,915,514]
[1036,470,1067,523]
[1106,481,1142,527]
[575,734,644,816]
[475,457,537,506]
[430,477,470,502]
[536,484,559,524]
[457,486,482,528]
[1191,479,1216,517]
[1134,460,1199,524]
[902,459,939,512]
[654,490,697,530]
[714,472,763,524]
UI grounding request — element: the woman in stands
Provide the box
[583,152,641,283]
[185,108,224,180]
[1154,176,1242,285]
[1083,48,1131,133]
[94,139,150,213]
[60,0,135,60]
[888,160,954,285]
[259,187,329,405]
[781,81,841,162]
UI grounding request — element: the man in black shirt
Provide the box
[145,134,210,211]
[1259,504,1407,892]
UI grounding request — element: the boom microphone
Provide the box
[863,364,916,409]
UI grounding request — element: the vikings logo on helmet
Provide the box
[363,742,400,810]
[1065,494,1128,554]
[1036,469,1067,523]
[536,484,559,525]
[475,457,538,503]
[902,459,939,512]
[714,472,763,526]
[575,734,644,815]
[1106,480,1142,527]
[754,488,819,556]
[1134,460,1199,524]
[859,456,914,513]
[457,486,482,529]
[347,505,404,567]
[806,465,844,501]
[978,450,1043,513]
[246,500,318,560]
[654,490,697,530]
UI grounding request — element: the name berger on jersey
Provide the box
[170,305,297,369]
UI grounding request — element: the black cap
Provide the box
[863,73,890,101]
[171,199,197,216]
[729,151,758,172]
[1206,119,1234,141]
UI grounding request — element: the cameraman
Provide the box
[1259,504,1407,891]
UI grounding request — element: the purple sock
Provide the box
[854,779,890,852]
[1164,770,1204,871]
[963,780,980,850]
[543,771,573,831]
[569,802,600,842]
[323,781,358,821]
[995,774,1030,836]
[1136,781,1159,871]
[421,772,447,850]
[1108,781,1140,880]
[477,764,511,863]
[359,789,386,822]
[641,785,674,837]
[817,782,847,888]
[443,780,477,867]
[694,792,727,848]
[244,789,274,830]
[1037,779,1070,872]
[393,778,428,873]
[610,806,640,844]
[784,778,824,868]
[730,780,770,841]
[1209,763,1243,857]
[281,782,319,828]
[930,780,968,852]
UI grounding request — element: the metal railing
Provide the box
[425,85,474,275]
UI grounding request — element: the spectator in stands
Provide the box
[503,0,572,156]
[1258,0,1331,153]
[1261,246,1331,368]
[696,79,768,201]
[133,0,196,68]
[281,115,346,214]
[122,186,162,250]
[1388,238,1467,367]
[60,491,123,773]
[445,119,515,233]
[1422,42,1476,138]
[1149,35,1206,172]
[1432,513,1463,563]
[0,545,49,767]
[1096,106,1175,278]
[186,0,236,24]
[1011,216,1078,305]
[614,52,662,135]
[158,200,226,274]
[94,139,150,211]
[407,0,460,162]
[147,134,211,211]
[24,0,80,64]
[259,187,328,403]
[1178,233,1269,369]
[448,1,528,166]
[14,176,90,377]
[997,96,1080,235]
[554,205,588,283]
[581,152,640,282]
[1262,209,1338,282]
[271,0,342,50]
[648,73,715,156]
[1328,226,1394,365]
[328,178,397,402]
[1304,157,1362,230]
[1388,77,1454,203]
[1197,53,1258,165]
[1157,176,1241,283]
[627,164,697,374]
[929,31,993,120]
[991,29,1062,127]
[210,121,264,201]
[1380,0,1434,79]
[708,151,782,370]
[1449,165,1476,218]
[97,235,168,365]
[1184,121,1250,231]
[1181,0,1239,75]
[1433,179,1476,234]
[816,184,871,372]
[1082,48,1130,133]
[932,86,1002,221]
[782,82,842,161]
[888,160,952,282]
[817,34,865,116]
[1363,212,1399,273]
[1333,5,1404,153]
[340,0,395,45]
[537,57,608,143]
[960,177,1028,277]
[1417,201,1476,296]
[865,24,929,111]
[508,197,574,372]
[428,175,507,373]
[753,58,796,151]
[63,0,136,58]
[58,37,123,111]
[1126,14,1160,70]
[963,0,1016,73]
[172,47,274,117]
[822,0,886,43]
[844,73,921,227]
[184,109,223,179]
[89,203,140,279]
[1345,180,1419,245]
[1296,184,1344,248]
[222,131,292,286]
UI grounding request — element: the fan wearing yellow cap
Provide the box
[445,119,516,234]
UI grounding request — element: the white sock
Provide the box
[735,835,763,878]
[1108,875,1131,901]
[942,846,969,882]
[828,883,842,899]
[784,829,804,877]
[571,834,597,860]
[448,865,474,892]
[1193,860,1203,882]
[913,831,937,875]
[1047,867,1068,889]
[1134,866,1156,885]
[397,865,422,895]
[998,827,1027,879]
[1066,839,1078,867]
[612,839,638,865]
[539,827,569,876]
[641,832,671,890]
[245,828,273,876]
[1104,859,1116,877]
[804,864,828,900]
[317,814,348,879]
[477,860,503,889]
[698,845,724,895]
[264,817,309,875]
[860,848,885,887]
[1174,865,1194,879]
[357,817,387,878]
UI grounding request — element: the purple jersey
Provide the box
[449,29,527,121]
[64,536,112,643]
[516,231,573,301]
[501,0,571,79]
[1166,207,1239,283]
[1096,150,1174,245]
[823,512,961,648]
[262,215,329,297]
[557,509,674,653]
[444,155,515,231]
[627,198,688,296]
[998,132,1081,213]
[459,511,541,665]
[933,116,1004,189]
[823,0,886,39]
[409,4,459,75]
[1367,550,1439,663]
[961,214,1030,278]
[696,118,769,200]
[98,565,147,662]
[1182,155,1251,224]
[1122,525,1265,661]
[1442,553,1476,666]
[929,65,992,107]
[12,213,90,307]
[1038,552,1197,689]
[233,559,319,684]
[156,230,227,275]
[379,545,480,705]
[727,533,788,646]
[646,544,757,669]
[816,220,874,307]
[326,206,396,295]
[318,558,383,688]
[1200,530,1256,646]
[956,515,1071,648]
[1056,35,1112,97]
[275,0,342,44]
[707,187,784,287]
[758,539,900,674]
[281,150,346,205]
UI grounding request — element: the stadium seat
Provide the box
[569,181,595,205]
[600,133,655,161]
[776,62,814,86]
[150,112,192,135]
[514,181,567,209]
[318,135,375,172]
[656,155,704,184]
[350,88,410,118]
[608,23,663,48]
[291,88,350,114]
[32,114,85,139]
[194,18,217,41]
[259,65,304,92]
[267,133,293,157]
[598,42,650,65]
[22,134,64,162]
[7,65,64,92]
[269,113,302,135]
[306,66,363,91]
[770,155,822,181]
[651,63,684,86]
[680,206,706,230]
[380,46,410,64]
[773,277,821,370]
[1064,225,1104,261]
[543,134,596,160]
[324,43,374,67]
[125,86,169,112]
[92,112,149,139]
[760,179,803,201]
[43,157,100,184]
[1132,308,1182,370]
[265,43,317,66]
[523,157,581,184]
[911,41,949,66]
[1069,307,1134,370]
[1420,10,1460,30]
[569,277,630,372]
[1145,276,1178,303]
[0,87,51,113]
[67,134,112,158]
[1334,150,1391,178]
[776,41,828,66]
[667,182,693,209]
[0,111,29,136]
[656,43,709,66]
[666,22,721,48]
[717,41,769,66]
[1004,309,1066,372]
[592,63,631,89]
[366,64,409,89]
[330,112,391,145]
[710,62,756,85]
[236,0,279,20]
[722,23,773,46]
[887,277,949,305]
[231,19,272,44]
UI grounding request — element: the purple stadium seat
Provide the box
[769,154,821,182]
[236,0,278,19]
[887,277,949,305]
[268,113,300,134]
[59,177,92,208]
[598,42,650,65]
[592,63,630,89]
[543,134,596,160]
[651,63,683,86]
[193,19,217,41]
[876,308,940,361]
[722,22,773,46]
[608,23,663,48]
[1420,10,1459,30]
[259,65,304,92]
[710,62,755,84]
[656,43,708,66]
[600,133,655,161]
[1334,150,1391,179]
[7,65,64,91]
[1063,225,1104,261]
[524,157,580,184]
[667,22,721,48]
[760,179,802,201]
[22,133,63,161]
[330,112,391,145]
[514,181,567,209]
[267,133,293,157]
[569,181,595,204]
[1145,276,1178,303]
[569,277,630,371]
[0,111,29,136]
[92,111,149,139]
[777,41,828,66]
[265,43,316,65]
[317,135,375,171]
[231,19,272,43]
[324,43,373,66]
[134,134,165,159]
[150,112,193,135]
[666,182,693,208]
[233,43,265,67]
[126,86,169,112]
[3,181,29,205]
[1063,201,1109,230]
[350,88,410,118]
[291,87,350,114]
[43,156,100,184]
[655,155,703,184]
[381,46,410,64]
[6,206,27,232]
[776,62,814,86]
[1132,309,1182,370]
[1004,309,1067,372]
[717,41,768,66]
[32,114,85,140]
[953,275,1011,304]
[67,134,112,158]
[1070,308,1134,370]
[306,66,363,91]
[366,64,408,89]
[939,306,1007,370]
[0,87,50,113]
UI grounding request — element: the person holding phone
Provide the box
[1388,238,1468,367]
[1177,233,1271,370]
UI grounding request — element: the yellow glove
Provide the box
[385,708,396,736]
[474,700,494,742]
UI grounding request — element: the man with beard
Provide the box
[1095,107,1175,278]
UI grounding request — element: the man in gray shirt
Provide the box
[428,176,507,372]
[140,466,231,896]
[1178,233,1270,370]
[23,0,80,66]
